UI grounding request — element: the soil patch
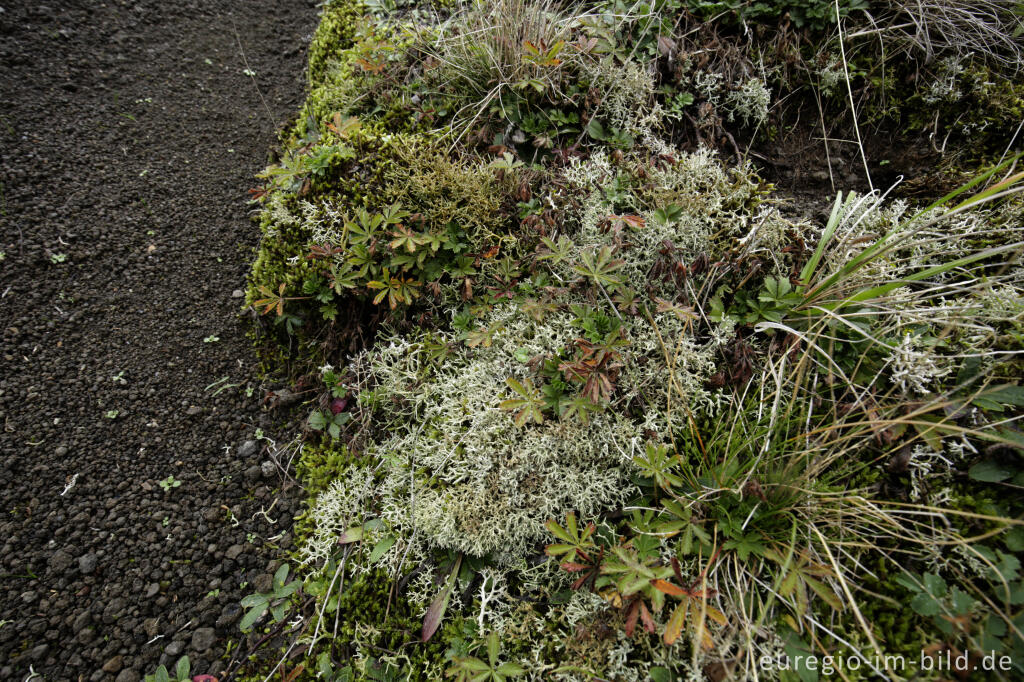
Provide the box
[0,1,317,679]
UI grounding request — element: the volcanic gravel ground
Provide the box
[0,1,318,679]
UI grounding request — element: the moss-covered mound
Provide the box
[239,0,1024,679]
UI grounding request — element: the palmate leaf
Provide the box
[545,512,597,563]
[389,224,429,253]
[633,442,684,490]
[764,548,843,615]
[499,377,546,426]
[722,531,766,561]
[607,214,645,230]
[366,267,421,309]
[536,236,574,266]
[522,38,565,66]
[328,262,360,292]
[572,246,625,288]
[558,394,601,425]
[389,248,429,271]
[496,662,527,678]
[624,598,657,637]
[254,283,287,317]
[345,207,385,245]
[656,499,712,554]
[446,631,528,681]
[599,545,672,614]
[521,298,559,322]
[653,580,727,647]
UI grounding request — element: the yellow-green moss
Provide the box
[381,141,516,252]
[307,0,366,88]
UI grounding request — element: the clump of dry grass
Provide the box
[413,0,583,138]
[860,0,1024,72]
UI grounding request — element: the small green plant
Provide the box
[104,409,119,419]
[158,476,181,493]
[585,119,633,149]
[49,252,67,264]
[202,334,220,343]
[239,563,301,632]
[446,631,527,681]
[144,655,191,682]
[499,377,546,426]
[308,409,351,439]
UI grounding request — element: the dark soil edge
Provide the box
[0,1,318,679]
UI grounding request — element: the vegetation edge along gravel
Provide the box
[206,0,1024,679]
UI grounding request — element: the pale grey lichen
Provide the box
[886,332,953,395]
[346,305,639,562]
[724,77,771,126]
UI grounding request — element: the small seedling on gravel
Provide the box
[159,475,181,493]
[239,563,300,632]
[49,253,66,264]
[144,655,192,682]
[247,532,257,544]
[162,517,170,527]
[104,409,119,419]
[308,409,350,439]
[203,334,219,343]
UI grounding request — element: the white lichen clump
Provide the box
[308,305,639,564]
[725,77,771,126]
[887,332,952,395]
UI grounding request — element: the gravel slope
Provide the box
[0,1,317,679]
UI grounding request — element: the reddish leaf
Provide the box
[338,525,364,544]
[639,601,656,634]
[355,58,385,73]
[624,599,640,638]
[671,557,685,584]
[571,573,591,591]
[651,579,686,597]
[422,554,462,642]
